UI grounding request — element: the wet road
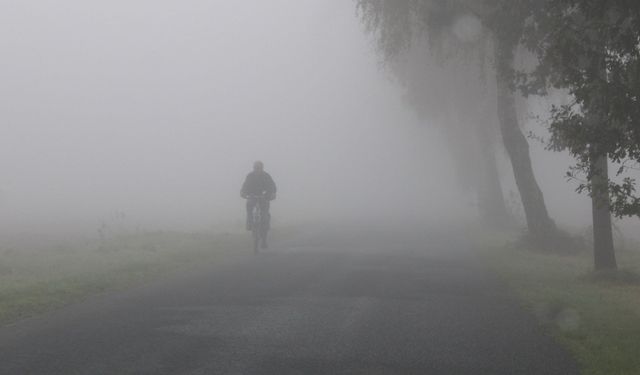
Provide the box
[0,226,580,374]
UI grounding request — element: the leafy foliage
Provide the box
[521,0,640,217]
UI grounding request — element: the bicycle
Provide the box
[246,195,269,254]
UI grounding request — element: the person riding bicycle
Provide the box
[240,161,277,238]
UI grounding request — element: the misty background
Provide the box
[0,0,608,237]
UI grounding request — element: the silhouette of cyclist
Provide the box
[240,161,277,237]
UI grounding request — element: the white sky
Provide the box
[0,1,457,232]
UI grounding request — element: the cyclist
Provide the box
[240,161,277,246]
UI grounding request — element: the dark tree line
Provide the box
[357,0,640,271]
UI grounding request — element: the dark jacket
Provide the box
[241,171,277,198]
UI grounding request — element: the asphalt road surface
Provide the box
[0,225,580,374]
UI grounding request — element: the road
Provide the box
[0,225,580,374]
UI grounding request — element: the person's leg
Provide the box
[261,200,271,230]
[246,198,256,231]
[260,200,271,248]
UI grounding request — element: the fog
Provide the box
[2,3,638,372]
[0,1,457,235]
[0,1,632,238]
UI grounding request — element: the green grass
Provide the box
[476,227,640,375]
[0,230,252,325]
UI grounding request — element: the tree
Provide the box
[520,0,640,270]
[394,41,510,225]
[357,0,557,242]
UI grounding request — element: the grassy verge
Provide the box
[0,230,254,325]
[476,227,640,375]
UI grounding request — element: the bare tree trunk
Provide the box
[494,39,557,242]
[443,95,508,225]
[588,45,616,270]
[476,120,509,225]
[590,154,617,270]
[475,39,509,226]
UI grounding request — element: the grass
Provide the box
[475,226,640,375]
[0,230,253,325]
